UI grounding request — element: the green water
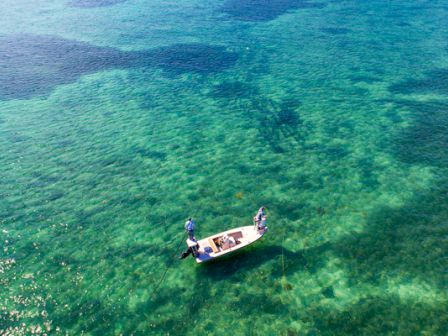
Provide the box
[1,0,447,335]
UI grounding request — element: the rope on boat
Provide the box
[150,234,185,298]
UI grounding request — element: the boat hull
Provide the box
[195,225,267,263]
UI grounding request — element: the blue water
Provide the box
[0,0,447,335]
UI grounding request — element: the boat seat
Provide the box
[208,238,219,253]
[229,231,243,243]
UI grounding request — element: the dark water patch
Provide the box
[331,174,448,290]
[222,0,326,22]
[274,200,308,221]
[100,155,133,168]
[5,132,30,144]
[349,75,381,84]
[138,91,156,110]
[109,192,159,210]
[335,38,356,50]
[0,34,135,100]
[391,100,448,167]
[277,99,302,125]
[304,141,350,162]
[76,203,108,223]
[356,157,380,190]
[30,170,60,182]
[351,86,370,96]
[130,146,167,161]
[27,173,61,188]
[292,175,324,191]
[310,295,448,335]
[235,163,251,175]
[320,27,351,35]
[372,67,386,76]
[254,97,303,153]
[233,161,283,179]
[396,21,412,27]
[321,286,335,298]
[265,162,283,175]
[69,0,127,8]
[8,240,41,261]
[50,253,80,268]
[51,297,127,335]
[77,300,122,335]
[283,282,293,291]
[389,68,448,95]
[138,193,159,206]
[210,81,258,100]
[321,144,349,160]
[150,43,238,75]
[322,117,354,141]
[134,287,194,335]
[55,139,75,148]
[237,291,288,315]
[349,66,385,78]
[103,243,164,262]
[46,190,65,201]
[0,35,238,100]
[384,109,403,124]
[101,110,114,117]
[214,134,226,144]
[316,206,326,216]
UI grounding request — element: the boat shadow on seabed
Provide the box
[195,243,327,282]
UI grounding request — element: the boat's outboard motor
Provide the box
[180,238,199,259]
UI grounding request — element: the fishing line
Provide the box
[281,228,285,278]
[150,234,185,298]
[155,232,183,250]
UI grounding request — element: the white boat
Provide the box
[194,225,267,263]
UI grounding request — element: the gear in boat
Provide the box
[180,207,268,263]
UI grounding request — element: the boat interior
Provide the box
[208,231,243,253]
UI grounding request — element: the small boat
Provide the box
[193,225,267,263]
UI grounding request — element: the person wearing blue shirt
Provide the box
[185,217,195,239]
[254,207,267,230]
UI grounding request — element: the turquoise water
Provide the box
[1,0,447,335]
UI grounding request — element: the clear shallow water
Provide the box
[0,0,447,335]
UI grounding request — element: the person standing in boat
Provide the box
[254,206,267,230]
[185,217,196,240]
